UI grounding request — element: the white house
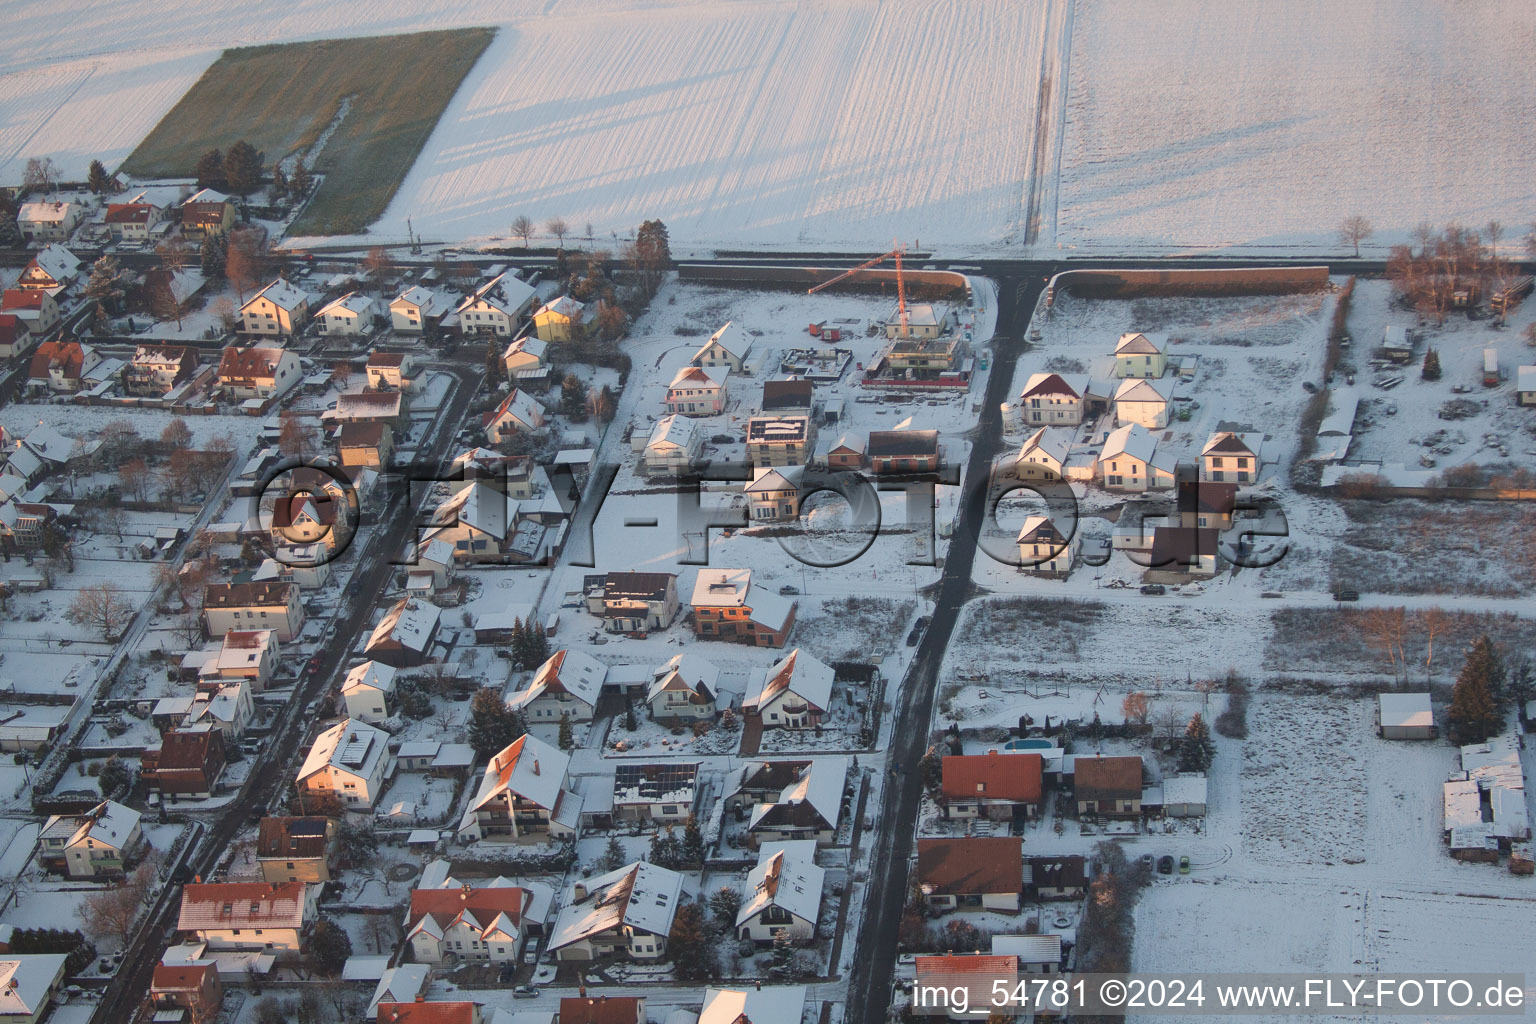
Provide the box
[0,954,68,1023]
[502,336,549,381]
[240,279,310,337]
[735,840,823,944]
[217,346,301,400]
[506,649,607,723]
[366,351,414,390]
[530,296,593,344]
[36,800,142,880]
[1014,426,1071,480]
[390,286,453,334]
[745,465,803,522]
[406,873,552,966]
[700,989,806,1024]
[341,661,398,723]
[1112,332,1169,378]
[17,244,81,292]
[1113,377,1173,429]
[1016,515,1075,576]
[17,201,79,243]
[1200,431,1263,483]
[363,597,441,668]
[744,649,834,729]
[458,734,581,843]
[1019,373,1090,426]
[483,389,546,445]
[692,322,753,373]
[548,862,684,961]
[457,273,536,336]
[177,881,315,957]
[183,681,256,739]
[1518,365,1536,406]
[1099,423,1175,491]
[665,365,729,416]
[1378,693,1437,740]
[314,292,380,336]
[746,757,846,846]
[297,719,395,810]
[643,415,701,475]
[647,652,719,721]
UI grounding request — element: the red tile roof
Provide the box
[0,314,25,347]
[1073,755,1142,801]
[152,962,217,992]
[940,751,1042,805]
[105,203,156,224]
[561,996,644,1024]
[407,885,527,933]
[3,290,47,311]
[377,1001,479,1024]
[178,881,308,931]
[917,837,1022,895]
[28,340,86,382]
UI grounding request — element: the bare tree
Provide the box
[160,418,193,451]
[68,582,133,640]
[119,458,152,502]
[511,215,534,247]
[331,361,353,391]
[1359,606,1408,684]
[211,297,239,335]
[1419,607,1451,685]
[157,236,190,274]
[225,228,271,302]
[148,278,185,329]
[361,246,393,288]
[278,413,318,459]
[22,157,58,193]
[1121,691,1151,728]
[1337,216,1373,258]
[546,218,569,247]
[78,861,156,942]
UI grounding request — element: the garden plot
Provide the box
[1263,606,1536,685]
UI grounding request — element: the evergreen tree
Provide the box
[468,687,523,757]
[917,745,942,796]
[600,835,627,872]
[680,814,705,866]
[309,917,352,976]
[624,696,637,731]
[290,158,313,196]
[648,829,668,866]
[508,617,528,666]
[561,374,590,421]
[195,149,226,190]
[97,755,132,798]
[1450,637,1503,741]
[557,712,573,751]
[86,160,115,195]
[708,885,741,922]
[669,903,714,980]
[270,164,290,200]
[649,825,680,869]
[485,335,503,384]
[597,384,618,424]
[525,623,549,666]
[200,237,226,280]
[630,219,672,296]
[224,140,266,196]
[1177,713,1215,773]
[771,928,795,973]
[1421,347,1442,381]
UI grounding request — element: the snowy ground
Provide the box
[1058,0,1536,254]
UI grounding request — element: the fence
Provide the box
[1046,265,1330,306]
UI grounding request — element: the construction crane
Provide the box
[806,242,909,335]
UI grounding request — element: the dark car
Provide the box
[1140,584,1166,595]
[1157,855,1174,875]
[1302,380,1318,393]
[1333,588,1360,602]
[779,585,800,596]
[906,615,932,647]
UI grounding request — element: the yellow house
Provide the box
[531,295,593,343]
[1113,332,1169,378]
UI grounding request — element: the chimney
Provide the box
[416,993,427,1002]
[462,882,473,900]
[533,760,541,776]
[755,980,761,991]
[579,985,587,998]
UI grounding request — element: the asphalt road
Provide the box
[843,268,1046,1024]
[97,357,483,1022]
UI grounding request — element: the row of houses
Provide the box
[933,750,1207,822]
[16,188,238,246]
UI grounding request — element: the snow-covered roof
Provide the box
[535,295,587,321]
[992,934,1062,964]
[29,244,80,283]
[316,291,377,318]
[298,719,390,782]
[508,649,608,712]
[1020,372,1088,401]
[467,734,570,815]
[487,388,544,431]
[39,800,140,852]
[17,202,73,224]
[243,278,308,313]
[693,321,752,363]
[1101,422,1156,464]
[692,568,752,607]
[504,335,548,362]
[613,762,699,807]
[744,585,795,632]
[1114,331,1166,356]
[646,414,696,452]
[366,598,440,655]
[0,954,67,1016]
[699,987,806,1024]
[736,840,823,928]
[185,188,231,205]
[342,660,398,696]
[1443,778,1482,831]
[1161,773,1207,807]
[1517,365,1536,394]
[744,649,833,714]
[750,756,846,831]
[1016,426,1070,467]
[393,285,452,318]
[1378,692,1432,730]
[746,465,804,493]
[549,861,685,951]
[668,364,728,391]
[1113,376,1172,404]
[431,480,518,542]
[368,964,431,1016]
[1201,431,1261,458]
[459,272,536,317]
[648,652,720,704]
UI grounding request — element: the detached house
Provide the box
[240,279,310,337]
[744,649,834,729]
[826,435,865,470]
[141,730,227,799]
[150,962,223,1024]
[1112,332,1169,378]
[736,840,823,944]
[179,189,237,240]
[366,350,414,390]
[548,861,684,961]
[748,757,846,846]
[407,879,548,965]
[337,421,393,469]
[693,321,753,373]
[201,629,280,692]
[1099,423,1175,492]
[314,292,380,336]
[1072,755,1143,819]
[1025,855,1088,900]
[1113,377,1173,429]
[297,719,395,810]
[457,272,536,336]
[124,344,197,396]
[562,997,645,1024]
[104,201,164,240]
[1200,431,1263,484]
[867,429,939,473]
[585,571,679,634]
[36,800,142,880]
[917,837,1023,912]
[1177,480,1237,530]
[507,649,607,723]
[363,597,441,668]
[1147,526,1220,579]
[17,201,79,243]
[691,569,796,647]
[177,881,316,957]
[459,734,581,843]
[422,481,523,563]
[332,391,403,424]
[1019,373,1091,427]
[647,652,719,722]
[483,388,546,445]
[613,762,700,823]
[501,336,549,381]
[665,365,729,416]
[217,346,301,400]
[17,244,81,292]
[700,988,806,1024]
[3,289,60,336]
[256,817,338,884]
[204,581,304,642]
[531,296,594,343]
[26,338,96,391]
[643,415,700,476]
[390,285,454,334]
[1014,426,1070,480]
[746,466,802,522]
[0,315,31,360]
[746,414,814,468]
[341,660,398,723]
[1016,516,1075,576]
[940,751,1043,820]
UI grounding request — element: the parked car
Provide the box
[906,615,931,647]
[1301,380,1318,393]
[1140,584,1166,595]
[1179,855,1190,874]
[778,585,799,596]
[1333,588,1359,602]
[1139,853,1154,872]
[1157,855,1173,875]
[514,987,539,999]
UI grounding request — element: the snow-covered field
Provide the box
[1059,0,1536,253]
